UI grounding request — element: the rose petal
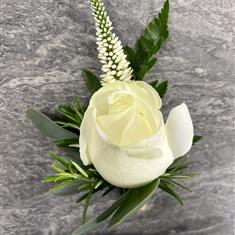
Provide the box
[79,108,94,165]
[165,103,194,158]
[89,119,174,188]
[132,81,162,109]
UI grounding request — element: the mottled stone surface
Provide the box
[1,0,235,234]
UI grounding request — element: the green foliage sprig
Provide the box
[124,0,169,81]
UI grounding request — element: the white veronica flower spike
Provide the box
[90,0,133,85]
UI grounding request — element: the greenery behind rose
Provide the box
[27,0,202,234]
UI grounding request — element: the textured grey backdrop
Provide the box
[1,0,235,234]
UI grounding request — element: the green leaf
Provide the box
[126,0,169,80]
[161,178,192,192]
[155,80,168,98]
[50,164,65,174]
[102,186,115,197]
[149,80,159,88]
[42,176,59,183]
[56,105,82,125]
[137,57,157,80]
[159,182,183,205]
[162,174,194,179]
[72,193,127,235]
[193,135,203,145]
[77,188,101,204]
[50,151,68,168]
[71,161,89,178]
[82,69,102,94]
[55,121,80,131]
[59,151,83,167]
[109,179,160,228]
[27,109,78,140]
[124,45,139,73]
[49,181,79,193]
[77,193,89,204]
[167,156,187,170]
[166,156,188,174]
[82,185,95,224]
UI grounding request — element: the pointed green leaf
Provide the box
[124,45,140,73]
[50,181,81,195]
[72,161,89,178]
[102,186,115,197]
[82,69,102,94]
[167,156,187,171]
[193,135,203,145]
[77,193,89,204]
[109,179,160,228]
[42,176,59,183]
[137,57,157,80]
[128,0,169,80]
[155,80,168,98]
[77,187,101,204]
[82,185,95,224]
[166,156,188,173]
[56,105,82,125]
[159,182,183,205]
[50,151,68,168]
[149,80,159,88]
[161,178,192,192]
[72,193,127,235]
[27,109,78,140]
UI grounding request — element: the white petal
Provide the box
[79,108,94,165]
[166,103,194,158]
[132,81,162,109]
[90,120,173,188]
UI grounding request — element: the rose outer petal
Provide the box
[165,103,194,158]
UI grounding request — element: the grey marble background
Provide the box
[1,0,235,234]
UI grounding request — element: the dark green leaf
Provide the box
[193,135,203,145]
[155,80,168,98]
[72,193,127,235]
[159,182,183,205]
[56,105,82,125]
[77,193,89,204]
[109,179,160,228]
[168,156,187,170]
[127,0,169,80]
[124,45,140,74]
[102,186,115,197]
[137,57,157,80]
[77,188,101,204]
[161,178,192,192]
[27,109,78,140]
[168,165,188,173]
[82,185,95,224]
[149,80,159,88]
[82,69,102,94]
[79,183,92,191]
[166,156,188,173]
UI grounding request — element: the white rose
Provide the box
[79,81,194,188]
